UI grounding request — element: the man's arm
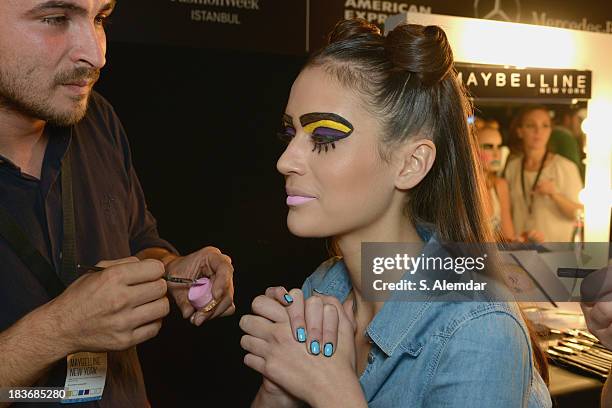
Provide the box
[0,302,71,407]
[0,259,169,407]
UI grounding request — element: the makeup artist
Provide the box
[0,1,234,407]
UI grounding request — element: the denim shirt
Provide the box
[301,232,552,407]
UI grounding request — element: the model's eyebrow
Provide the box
[27,0,116,16]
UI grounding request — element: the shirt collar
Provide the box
[0,153,21,171]
[44,124,73,164]
[312,224,442,357]
[0,125,72,178]
[40,125,73,194]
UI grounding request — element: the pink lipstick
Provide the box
[287,196,316,206]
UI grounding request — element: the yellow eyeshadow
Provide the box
[302,120,351,134]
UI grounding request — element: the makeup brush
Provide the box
[547,349,608,379]
[559,341,612,364]
[77,264,197,285]
[548,349,609,373]
[551,345,610,371]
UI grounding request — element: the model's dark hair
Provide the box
[308,19,489,244]
[312,19,548,384]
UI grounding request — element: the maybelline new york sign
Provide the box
[455,64,592,99]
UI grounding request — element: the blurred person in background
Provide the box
[475,121,516,242]
[549,107,584,180]
[504,106,583,242]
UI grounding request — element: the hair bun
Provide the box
[384,24,454,86]
[327,18,382,44]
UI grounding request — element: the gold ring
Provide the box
[202,299,218,313]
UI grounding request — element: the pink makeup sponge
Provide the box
[188,278,213,310]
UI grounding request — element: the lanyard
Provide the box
[0,142,76,298]
[520,151,548,215]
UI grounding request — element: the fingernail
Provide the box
[312,288,323,295]
[310,340,320,355]
[324,343,334,357]
[195,315,205,325]
[296,327,307,343]
[283,293,294,304]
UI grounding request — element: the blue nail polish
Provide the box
[283,293,293,304]
[310,340,321,355]
[296,327,307,343]
[324,343,334,357]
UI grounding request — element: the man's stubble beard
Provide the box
[0,65,99,127]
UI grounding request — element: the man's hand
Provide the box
[0,257,169,394]
[48,257,170,353]
[581,261,612,348]
[580,260,612,407]
[165,247,235,326]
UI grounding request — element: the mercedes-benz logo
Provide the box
[474,0,521,22]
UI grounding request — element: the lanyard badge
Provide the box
[61,352,107,404]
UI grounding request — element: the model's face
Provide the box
[518,109,552,151]
[0,0,114,126]
[276,66,398,238]
[478,127,503,172]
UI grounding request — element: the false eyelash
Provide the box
[311,141,336,154]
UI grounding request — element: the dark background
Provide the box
[95,42,326,407]
[109,1,612,55]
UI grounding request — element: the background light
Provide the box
[401,13,612,241]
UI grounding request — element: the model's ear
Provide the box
[394,139,436,190]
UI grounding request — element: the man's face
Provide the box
[0,0,115,126]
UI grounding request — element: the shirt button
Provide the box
[368,351,375,364]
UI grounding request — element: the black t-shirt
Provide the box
[0,91,176,407]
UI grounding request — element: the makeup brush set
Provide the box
[546,329,612,380]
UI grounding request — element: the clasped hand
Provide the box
[240,287,366,407]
